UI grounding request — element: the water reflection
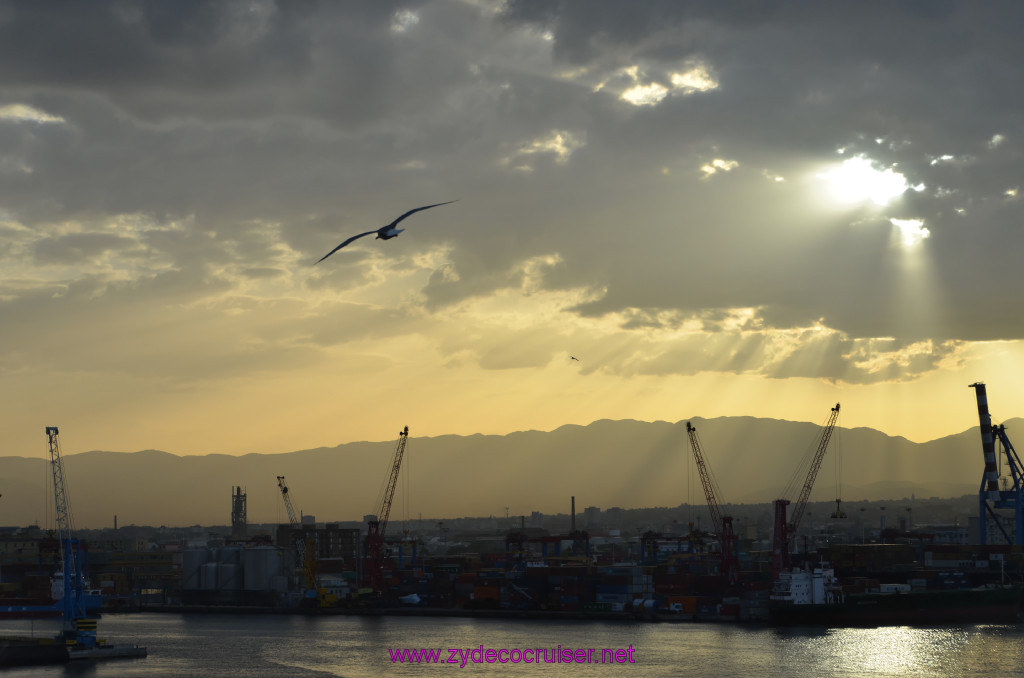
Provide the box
[0,615,1021,677]
[768,624,1022,678]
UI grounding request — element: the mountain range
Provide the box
[1,416,1016,529]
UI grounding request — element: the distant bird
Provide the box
[570,355,580,362]
[315,200,457,264]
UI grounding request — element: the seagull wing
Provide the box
[315,230,377,264]
[387,200,458,228]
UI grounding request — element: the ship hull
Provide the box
[771,587,1023,627]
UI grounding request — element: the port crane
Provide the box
[362,426,409,592]
[771,403,840,575]
[686,422,739,582]
[45,426,97,648]
[276,475,320,600]
[970,383,1024,544]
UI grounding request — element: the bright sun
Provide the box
[820,155,912,206]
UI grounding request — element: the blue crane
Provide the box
[970,383,1024,544]
[45,426,96,648]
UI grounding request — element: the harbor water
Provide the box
[2,613,1024,676]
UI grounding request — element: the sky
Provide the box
[2,0,1023,460]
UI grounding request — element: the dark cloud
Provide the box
[1,0,1022,390]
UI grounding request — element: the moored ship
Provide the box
[769,565,1023,626]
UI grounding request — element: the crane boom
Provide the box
[788,403,840,536]
[276,475,319,599]
[277,475,300,526]
[686,422,722,533]
[376,425,409,537]
[363,426,409,592]
[46,427,74,549]
[772,403,840,574]
[685,422,738,583]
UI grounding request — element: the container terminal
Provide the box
[1,384,1022,644]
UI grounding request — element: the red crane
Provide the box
[362,426,409,592]
[686,422,739,583]
[772,403,840,575]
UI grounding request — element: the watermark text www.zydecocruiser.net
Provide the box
[389,645,637,667]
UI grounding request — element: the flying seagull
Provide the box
[570,355,580,362]
[316,200,457,264]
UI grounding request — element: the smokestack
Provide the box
[571,496,576,532]
[114,514,118,531]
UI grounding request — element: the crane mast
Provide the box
[363,426,409,592]
[772,403,840,574]
[686,422,738,582]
